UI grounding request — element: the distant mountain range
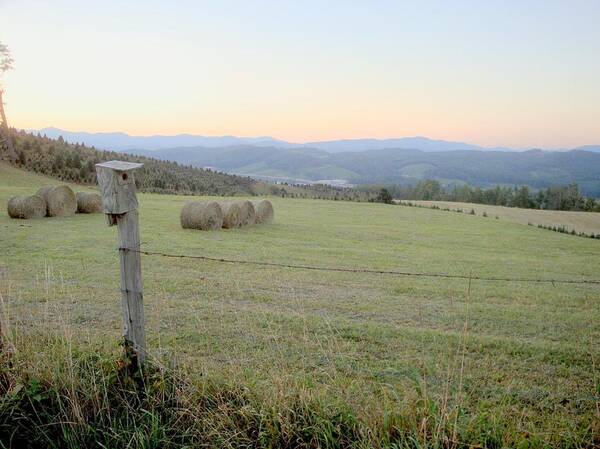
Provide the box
[35,127,520,153]
[34,127,600,154]
[574,145,600,153]
[30,127,600,195]
[34,127,296,151]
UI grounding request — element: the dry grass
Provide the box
[401,200,600,235]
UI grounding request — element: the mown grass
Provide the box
[401,200,600,236]
[0,163,599,448]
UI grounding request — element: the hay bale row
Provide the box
[181,201,223,230]
[238,200,256,226]
[7,184,102,219]
[180,199,274,231]
[7,195,46,219]
[76,192,102,214]
[36,186,77,217]
[219,201,243,229]
[253,200,274,224]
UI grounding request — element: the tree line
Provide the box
[383,180,600,212]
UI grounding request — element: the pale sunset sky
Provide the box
[1,0,599,148]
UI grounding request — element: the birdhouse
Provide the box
[95,160,143,215]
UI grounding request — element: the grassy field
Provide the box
[400,200,600,236]
[1,163,599,447]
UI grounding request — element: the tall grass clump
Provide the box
[0,278,597,449]
[0,332,366,449]
[1,328,597,448]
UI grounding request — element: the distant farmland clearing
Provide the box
[401,200,600,235]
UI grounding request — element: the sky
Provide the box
[1,0,599,149]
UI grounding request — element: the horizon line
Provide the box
[21,125,600,152]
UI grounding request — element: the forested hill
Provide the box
[134,145,600,196]
[0,130,256,195]
[0,130,371,200]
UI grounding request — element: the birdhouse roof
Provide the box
[96,160,143,171]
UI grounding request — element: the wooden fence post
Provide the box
[95,160,146,368]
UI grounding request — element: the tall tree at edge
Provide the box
[0,42,16,162]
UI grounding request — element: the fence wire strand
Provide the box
[120,247,600,286]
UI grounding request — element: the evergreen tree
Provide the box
[376,188,394,204]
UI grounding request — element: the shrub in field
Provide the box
[534,222,600,239]
[375,188,394,204]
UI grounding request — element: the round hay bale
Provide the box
[7,195,46,219]
[180,201,223,230]
[253,199,274,224]
[36,185,76,217]
[218,201,242,229]
[237,200,256,226]
[76,192,103,213]
[35,186,53,210]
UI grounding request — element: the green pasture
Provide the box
[1,163,598,447]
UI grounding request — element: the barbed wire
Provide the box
[121,248,600,286]
[4,249,598,288]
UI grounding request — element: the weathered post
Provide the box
[95,160,146,367]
